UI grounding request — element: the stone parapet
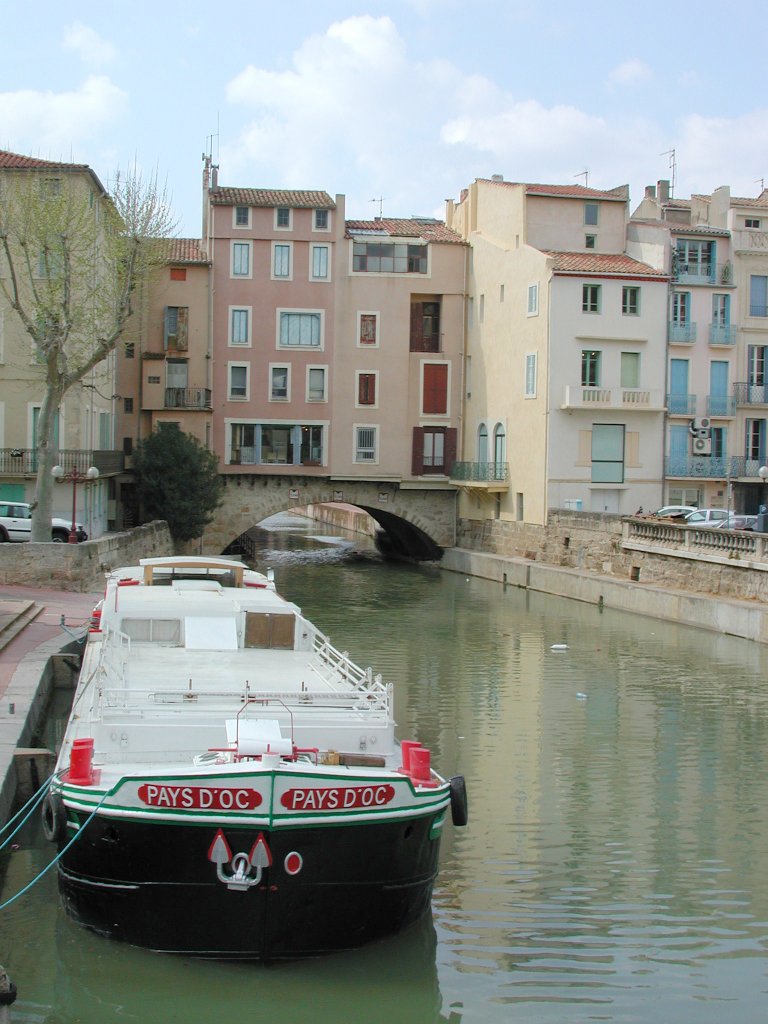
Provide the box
[0,521,172,592]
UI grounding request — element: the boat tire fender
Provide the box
[41,791,67,844]
[449,775,468,827]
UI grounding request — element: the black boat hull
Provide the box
[56,810,444,959]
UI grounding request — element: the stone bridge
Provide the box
[201,473,457,560]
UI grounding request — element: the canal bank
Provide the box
[441,546,768,644]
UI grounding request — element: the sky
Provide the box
[2,0,767,237]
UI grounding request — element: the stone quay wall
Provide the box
[0,520,173,592]
[456,511,768,602]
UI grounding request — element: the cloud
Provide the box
[219,15,768,218]
[0,77,128,155]
[607,59,653,88]
[677,110,768,197]
[62,23,117,67]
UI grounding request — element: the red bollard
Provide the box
[68,738,95,785]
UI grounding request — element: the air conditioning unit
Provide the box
[692,436,712,455]
[692,417,711,431]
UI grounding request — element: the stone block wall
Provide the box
[456,512,768,602]
[0,521,172,592]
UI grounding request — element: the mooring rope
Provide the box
[0,773,58,850]
[0,787,110,912]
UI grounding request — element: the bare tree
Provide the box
[0,161,176,540]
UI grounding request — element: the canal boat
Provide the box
[42,556,467,960]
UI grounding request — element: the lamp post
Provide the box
[51,464,99,543]
[758,466,768,533]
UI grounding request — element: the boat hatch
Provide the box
[244,612,295,649]
[185,616,238,650]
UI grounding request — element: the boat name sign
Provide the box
[138,784,263,811]
[281,784,395,811]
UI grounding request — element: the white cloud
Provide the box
[607,59,653,88]
[0,77,128,155]
[219,16,768,218]
[62,23,117,67]
[677,110,768,197]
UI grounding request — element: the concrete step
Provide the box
[0,601,44,651]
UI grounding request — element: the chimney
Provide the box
[491,174,504,182]
[211,165,219,191]
[645,184,657,199]
[657,179,670,203]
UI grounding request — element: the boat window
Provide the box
[121,618,181,643]
[245,612,295,649]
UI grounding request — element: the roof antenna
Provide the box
[371,196,384,219]
[756,178,765,193]
[660,148,677,198]
[574,169,589,187]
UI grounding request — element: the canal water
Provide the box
[2,512,768,1022]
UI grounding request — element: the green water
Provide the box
[2,514,768,1022]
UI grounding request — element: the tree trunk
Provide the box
[30,387,63,542]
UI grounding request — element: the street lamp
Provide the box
[51,464,99,543]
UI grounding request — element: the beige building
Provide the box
[447,178,668,526]
[631,182,768,512]
[0,150,121,538]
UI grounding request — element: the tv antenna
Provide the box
[371,196,385,218]
[574,169,589,187]
[756,178,765,193]
[660,148,677,198]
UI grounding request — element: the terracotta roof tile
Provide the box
[477,178,628,201]
[210,187,335,209]
[164,238,209,264]
[0,149,92,172]
[345,218,464,244]
[729,190,768,208]
[544,251,666,278]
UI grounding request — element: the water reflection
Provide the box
[2,512,768,1023]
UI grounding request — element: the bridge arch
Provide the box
[201,474,456,561]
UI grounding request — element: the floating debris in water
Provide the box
[576,692,588,700]
[550,644,569,651]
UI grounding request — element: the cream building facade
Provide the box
[447,178,668,526]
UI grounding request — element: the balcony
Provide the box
[0,448,124,476]
[164,387,212,410]
[709,323,737,345]
[748,304,768,318]
[733,383,768,406]
[665,455,729,479]
[561,386,665,411]
[672,262,731,286]
[706,395,736,416]
[668,322,697,343]
[450,461,509,492]
[666,393,697,415]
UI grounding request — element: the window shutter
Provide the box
[411,427,425,475]
[445,428,458,474]
[410,302,423,350]
[423,364,448,414]
[176,307,189,350]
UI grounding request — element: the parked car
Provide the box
[651,505,697,519]
[684,508,731,528]
[0,502,87,542]
[714,514,758,531]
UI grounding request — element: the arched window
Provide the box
[493,423,506,480]
[477,424,488,464]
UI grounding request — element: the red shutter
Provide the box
[358,374,376,405]
[445,428,457,474]
[411,427,425,476]
[410,302,423,351]
[423,364,448,414]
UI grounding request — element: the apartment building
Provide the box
[114,237,211,526]
[201,163,466,490]
[631,181,768,512]
[0,150,120,538]
[447,178,668,525]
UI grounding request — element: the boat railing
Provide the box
[98,685,391,716]
[310,635,388,696]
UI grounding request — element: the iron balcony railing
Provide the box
[749,304,768,318]
[672,262,732,285]
[450,461,509,483]
[668,322,697,343]
[0,448,124,476]
[709,323,737,345]
[164,387,212,409]
[706,395,736,416]
[666,393,697,415]
[666,455,768,480]
[733,383,768,406]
